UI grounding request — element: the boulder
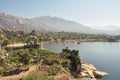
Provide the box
[86,69,95,78]
[82,63,97,71]
[82,78,97,80]
[81,62,108,79]
[93,71,108,78]
[81,72,90,78]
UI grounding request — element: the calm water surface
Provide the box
[44,42,120,80]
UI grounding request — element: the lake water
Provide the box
[44,42,120,80]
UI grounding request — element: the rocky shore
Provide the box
[81,62,108,80]
[54,62,108,80]
[54,61,108,80]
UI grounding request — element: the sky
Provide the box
[0,0,120,27]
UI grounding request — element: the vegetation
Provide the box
[61,47,81,73]
[20,74,55,80]
[1,29,120,47]
[0,44,83,79]
[0,29,112,79]
[49,64,61,75]
[0,48,55,75]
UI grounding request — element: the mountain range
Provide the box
[0,12,120,35]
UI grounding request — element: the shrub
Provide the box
[49,64,61,75]
[0,57,6,67]
[44,58,60,65]
[62,59,72,69]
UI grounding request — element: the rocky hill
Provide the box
[0,13,46,31]
[0,12,95,33]
[1,12,120,35]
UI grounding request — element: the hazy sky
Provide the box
[0,0,120,26]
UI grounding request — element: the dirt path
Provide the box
[0,65,38,80]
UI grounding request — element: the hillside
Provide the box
[30,16,95,33]
[0,12,95,33]
[0,47,107,80]
[0,12,120,35]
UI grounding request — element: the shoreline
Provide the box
[81,61,108,80]
[3,38,118,48]
[65,39,104,43]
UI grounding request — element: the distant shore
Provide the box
[65,39,104,43]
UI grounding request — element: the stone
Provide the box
[81,62,108,79]
[93,71,108,78]
[81,72,90,78]
[82,63,97,71]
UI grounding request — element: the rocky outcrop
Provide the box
[62,47,81,74]
[61,48,108,80]
[81,62,108,80]
[93,71,108,78]
[54,61,108,80]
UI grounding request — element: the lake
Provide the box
[44,42,120,80]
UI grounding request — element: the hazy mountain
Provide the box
[103,25,120,31]
[90,25,120,35]
[0,12,120,35]
[0,12,95,33]
[91,25,120,31]
[30,16,95,33]
[0,13,47,31]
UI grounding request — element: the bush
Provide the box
[44,58,60,65]
[9,49,32,65]
[0,57,6,67]
[36,49,55,58]
[8,48,55,66]
[49,64,61,75]
[62,59,71,69]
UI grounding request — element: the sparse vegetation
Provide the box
[0,29,110,80]
[61,48,81,73]
[1,29,120,47]
[49,64,61,75]
[0,44,82,80]
[20,74,55,80]
[0,48,55,76]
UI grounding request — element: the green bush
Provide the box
[9,49,32,65]
[36,49,55,58]
[62,59,72,69]
[49,64,61,75]
[0,57,6,67]
[44,58,60,65]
